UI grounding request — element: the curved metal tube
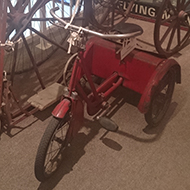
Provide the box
[50,7,143,39]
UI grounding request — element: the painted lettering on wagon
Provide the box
[118,1,190,25]
[119,1,158,18]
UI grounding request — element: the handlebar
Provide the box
[50,7,143,40]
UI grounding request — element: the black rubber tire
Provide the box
[145,68,176,127]
[154,0,190,57]
[34,116,70,182]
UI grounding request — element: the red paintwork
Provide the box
[52,97,84,139]
[69,98,84,138]
[52,36,181,139]
[52,98,71,118]
[84,37,163,94]
[83,37,180,112]
[138,59,181,113]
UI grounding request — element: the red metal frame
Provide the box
[52,36,181,139]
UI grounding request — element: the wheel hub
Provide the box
[8,12,27,29]
[178,10,188,22]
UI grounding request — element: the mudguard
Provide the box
[52,97,84,139]
[138,58,181,114]
[52,98,71,118]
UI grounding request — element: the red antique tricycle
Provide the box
[34,6,181,181]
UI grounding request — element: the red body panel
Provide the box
[83,37,180,113]
[84,37,164,94]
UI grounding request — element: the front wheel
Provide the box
[34,115,71,182]
[145,68,176,127]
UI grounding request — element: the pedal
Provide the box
[98,117,118,132]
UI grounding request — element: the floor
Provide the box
[0,18,190,190]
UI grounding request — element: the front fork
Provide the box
[52,93,84,140]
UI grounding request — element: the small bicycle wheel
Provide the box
[145,68,176,127]
[88,0,134,31]
[154,0,190,57]
[34,115,71,182]
[63,52,77,86]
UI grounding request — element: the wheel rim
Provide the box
[44,119,70,177]
[154,0,190,56]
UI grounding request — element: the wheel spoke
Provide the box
[177,0,180,11]
[160,19,176,45]
[161,15,177,25]
[20,0,31,13]
[177,20,181,46]
[15,0,22,9]
[5,25,15,40]
[168,0,177,14]
[7,0,16,14]
[181,0,186,9]
[184,0,190,10]
[166,22,177,51]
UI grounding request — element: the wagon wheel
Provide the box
[5,0,83,76]
[154,0,190,57]
[88,0,134,31]
[145,68,176,127]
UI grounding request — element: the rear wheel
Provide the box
[34,115,71,182]
[145,68,176,127]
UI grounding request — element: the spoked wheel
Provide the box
[154,0,190,57]
[88,0,134,31]
[5,0,83,75]
[145,68,176,127]
[63,52,77,86]
[35,115,71,182]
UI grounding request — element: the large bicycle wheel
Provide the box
[5,0,83,74]
[88,0,134,31]
[154,0,190,57]
[145,68,176,127]
[35,115,71,182]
